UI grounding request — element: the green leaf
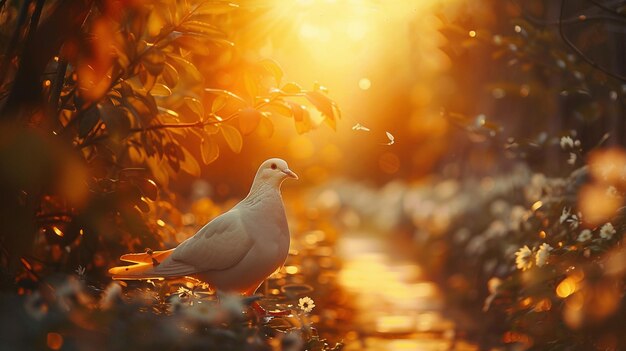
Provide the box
[200,137,219,164]
[79,107,100,137]
[238,107,262,135]
[221,124,242,153]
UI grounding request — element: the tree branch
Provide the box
[559,0,626,82]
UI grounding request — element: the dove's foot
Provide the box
[251,301,291,318]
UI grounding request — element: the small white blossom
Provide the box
[75,265,86,279]
[515,246,533,271]
[535,243,553,267]
[567,152,577,165]
[298,296,315,313]
[577,229,592,242]
[560,207,571,224]
[560,136,574,149]
[567,212,582,229]
[600,222,616,240]
[176,286,199,299]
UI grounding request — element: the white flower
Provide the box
[298,296,316,313]
[600,222,616,240]
[560,136,574,149]
[567,212,582,229]
[560,207,571,224]
[515,246,533,270]
[577,229,592,242]
[535,243,553,267]
[176,286,198,299]
[75,265,86,278]
[567,152,577,165]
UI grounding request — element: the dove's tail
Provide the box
[108,249,174,280]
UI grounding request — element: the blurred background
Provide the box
[1,0,626,350]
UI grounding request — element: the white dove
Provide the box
[109,158,298,314]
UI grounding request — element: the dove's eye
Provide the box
[271,163,277,170]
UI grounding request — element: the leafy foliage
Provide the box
[0,0,339,283]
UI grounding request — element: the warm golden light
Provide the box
[556,278,578,298]
[358,78,371,90]
[52,226,64,237]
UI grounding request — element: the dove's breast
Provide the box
[197,193,291,293]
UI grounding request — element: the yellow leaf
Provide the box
[167,54,202,81]
[211,95,228,113]
[238,107,262,135]
[204,124,220,134]
[200,137,219,164]
[305,91,336,120]
[139,69,156,91]
[244,73,258,103]
[255,117,274,138]
[261,101,293,118]
[180,147,201,177]
[281,82,302,94]
[195,1,239,15]
[142,49,166,76]
[288,102,311,134]
[176,35,211,55]
[221,124,243,153]
[185,97,204,118]
[147,157,169,186]
[162,62,178,88]
[151,83,171,97]
[179,21,225,36]
[127,145,145,163]
[259,59,283,84]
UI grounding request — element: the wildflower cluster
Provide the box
[322,151,626,349]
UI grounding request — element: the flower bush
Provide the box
[320,147,626,349]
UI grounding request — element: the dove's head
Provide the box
[254,158,298,186]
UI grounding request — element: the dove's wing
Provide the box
[154,209,253,276]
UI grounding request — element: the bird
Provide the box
[108,158,298,315]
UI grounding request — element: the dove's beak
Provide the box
[282,169,299,180]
